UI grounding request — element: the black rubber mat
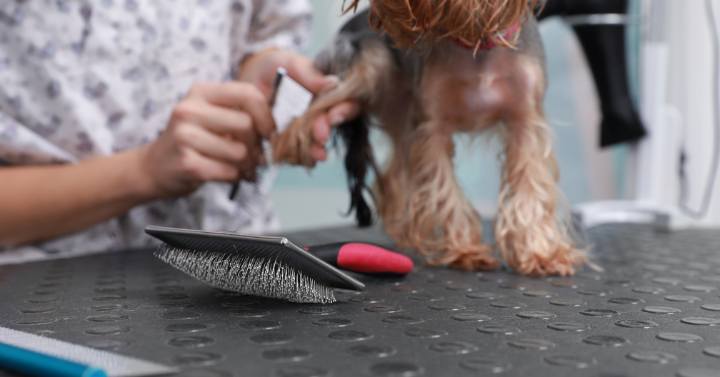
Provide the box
[2,224,720,377]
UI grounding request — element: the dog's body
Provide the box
[273,4,585,276]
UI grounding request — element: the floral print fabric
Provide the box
[0,0,311,263]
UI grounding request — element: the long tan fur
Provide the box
[401,125,499,270]
[274,2,586,277]
[494,66,586,275]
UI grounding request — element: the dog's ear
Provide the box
[336,115,377,227]
[359,0,430,48]
[357,0,539,49]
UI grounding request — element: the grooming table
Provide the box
[1,224,720,377]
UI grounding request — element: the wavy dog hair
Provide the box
[342,0,539,49]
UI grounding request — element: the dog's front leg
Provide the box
[495,110,585,276]
[402,124,498,271]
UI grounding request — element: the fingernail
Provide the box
[330,113,346,127]
[324,75,340,85]
[321,75,340,92]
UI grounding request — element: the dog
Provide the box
[272,0,586,276]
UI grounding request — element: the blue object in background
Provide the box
[0,342,107,377]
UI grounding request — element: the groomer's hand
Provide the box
[138,82,274,198]
[239,48,360,162]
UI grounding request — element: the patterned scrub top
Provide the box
[0,0,312,263]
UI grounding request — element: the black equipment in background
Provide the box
[539,0,647,148]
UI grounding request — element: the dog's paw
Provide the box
[270,118,316,167]
[442,244,500,271]
[509,245,585,277]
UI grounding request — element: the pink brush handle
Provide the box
[308,242,413,275]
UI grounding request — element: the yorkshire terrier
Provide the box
[272,0,586,276]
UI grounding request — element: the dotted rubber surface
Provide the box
[1,224,720,377]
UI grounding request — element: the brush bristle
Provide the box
[154,244,336,304]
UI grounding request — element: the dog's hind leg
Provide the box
[402,124,499,271]
[272,41,394,167]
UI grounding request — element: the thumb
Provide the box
[286,56,335,94]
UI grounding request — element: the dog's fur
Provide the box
[272,0,586,276]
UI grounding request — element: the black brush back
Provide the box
[145,225,365,291]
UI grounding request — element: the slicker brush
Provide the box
[146,225,365,304]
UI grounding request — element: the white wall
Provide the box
[642,0,720,226]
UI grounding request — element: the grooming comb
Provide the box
[145,225,364,304]
[229,68,313,199]
[0,326,176,377]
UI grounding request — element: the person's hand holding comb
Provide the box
[235,48,360,169]
[136,81,275,199]
[136,48,361,201]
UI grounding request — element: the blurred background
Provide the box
[272,0,720,231]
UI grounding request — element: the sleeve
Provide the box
[244,0,313,55]
[0,112,76,165]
